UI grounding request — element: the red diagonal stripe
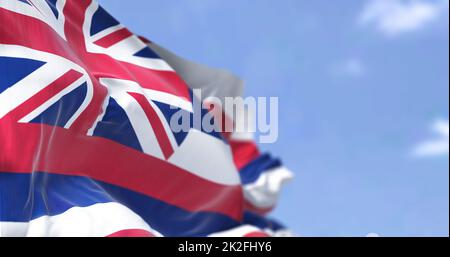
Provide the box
[94,28,133,48]
[0,1,191,135]
[0,6,191,100]
[1,70,83,123]
[128,92,174,160]
[85,54,191,100]
[0,8,77,62]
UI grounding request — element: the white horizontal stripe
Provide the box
[168,129,241,186]
[208,225,263,237]
[0,202,161,237]
[264,228,296,237]
[243,166,294,209]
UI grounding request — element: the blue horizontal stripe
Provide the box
[0,172,239,236]
[243,211,285,231]
[0,172,112,222]
[239,153,282,185]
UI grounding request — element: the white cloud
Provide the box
[413,119,449,157]
[366,232,380,237]
[331,58,366,78]
[359,0,448,36]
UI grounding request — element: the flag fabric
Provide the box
[147,42,294,215]
[0,0,292,237]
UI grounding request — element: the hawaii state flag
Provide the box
[0,0,293,237]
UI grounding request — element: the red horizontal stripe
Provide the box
[229,141,260,171]
[203,102,260,170]
[107,229,154,237]
[0,123,243,221]
[94,28,133,48]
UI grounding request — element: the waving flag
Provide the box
[148,42,294,216]
[0,0,292,237]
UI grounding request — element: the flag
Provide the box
[0,0,292,237]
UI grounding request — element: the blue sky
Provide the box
[98,0,449,236]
